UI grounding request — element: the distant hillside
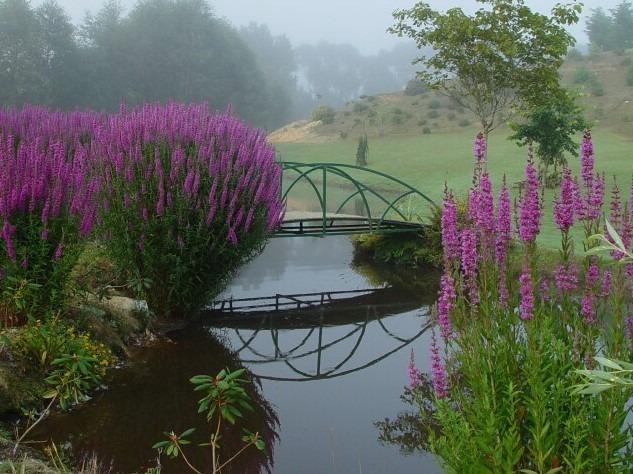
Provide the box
[269,51,633,144]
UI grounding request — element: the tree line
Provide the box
[0,0,419,130]
[586,1,633,52]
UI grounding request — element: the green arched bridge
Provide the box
[274,162,437,238]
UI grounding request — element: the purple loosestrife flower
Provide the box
[586,173,605,221]
[407,349,422,389]
[601,270,612,297]
[460,228,479,304]
[472,132,487,166]
[553,167,577,232]
[518,158,541,243]
[586,261,601,288]
[441,189,460,261]
[554,264,579,293]
[581,292,596,325]
[475,172,495,236]
[580,129,594,188]
[539,278,551,303]
[437,273,455,341]
[430,330,448,399]
[519,268,534,321]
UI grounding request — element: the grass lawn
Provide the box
[274,127,633,249]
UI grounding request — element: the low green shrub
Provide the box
[429,99,441,110]
[573,67,593,84]
[311,106,336,124]
[422,127,432,134]
[458,118,471,127]
[404,80,428,96]
[428,110,440,119]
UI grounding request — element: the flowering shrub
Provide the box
[0,107,100,319]
[410,131,633,472]
[94,104,284,317]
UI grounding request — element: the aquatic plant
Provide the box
[153,368,266,474]
[412,132,633,472]
[94,103,284,317]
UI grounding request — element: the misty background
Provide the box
[0,0,627,130]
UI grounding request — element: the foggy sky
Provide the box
[36,0,625,53]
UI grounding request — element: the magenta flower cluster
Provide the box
[0,107,100,265]
[553,168,577,232]
[517,159,541,243]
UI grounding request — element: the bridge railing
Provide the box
[276,162,437,237]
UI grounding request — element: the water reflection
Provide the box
[34,237,442,473]
[33,330,279,474]
[205,287,431,382]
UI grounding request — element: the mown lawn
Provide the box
[274,127,633,249]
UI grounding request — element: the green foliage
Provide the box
[311,105,336,124]
[428,99,441,110]
[422,127,432,135]
[573,67,594,84]
[447,113,456,121]
[44,353,103,410]
[153,368,265,474]
[404,79,428,96]
[587,2,633,52]
[589,78,605,96]
[352,102,369,113]
[510,91,587,184]
[355,134,369,166]
[391,0,581,135]
[428,110,440,119]
[6,317,113,374]
[458,118,470,127]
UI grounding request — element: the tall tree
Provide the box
[611,1,633,51]
[586,7,615,51]
[390,0,582,138]
[0,0,45,106]
[36,1,81,108]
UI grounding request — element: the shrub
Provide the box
[311,106,336,124]
[589,79,605,96]
[8,317,113,374]
[429,99,441,109]
[422,127,432,134]
[428,110,440,119]
[458,118,471,127]
[447,113,456,121]
[96,104,284,318]
[392,107,404,115]
[339,131,348,139]
[0,107,100,319]
[573,67,593,84]
[417,119,427,126]
[404,79,428,96]
[622,57,633,67]
[409,133,632,472]
[353,102,369,113]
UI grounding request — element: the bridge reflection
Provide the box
[203,286,431,382]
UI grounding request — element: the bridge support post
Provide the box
[322,167,327,237]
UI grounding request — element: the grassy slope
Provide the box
[275,128,632,249]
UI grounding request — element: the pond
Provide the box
[35,237,442,473]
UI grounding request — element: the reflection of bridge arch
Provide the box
[275,162,437,237]
[205,288,430,382]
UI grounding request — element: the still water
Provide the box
[36,237,442,473]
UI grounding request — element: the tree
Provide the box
[610,1,633,52]
[390,0,582,138]
[36,1,82,108]
[509,91,587,187]
[0,0,46,106]
[586,7,615,51]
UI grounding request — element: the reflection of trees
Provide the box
[375,376,439,455]
[32,329,278,474]
[351,258,441,296]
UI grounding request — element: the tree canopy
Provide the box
[390,0,582,137]
[587,2,633,52]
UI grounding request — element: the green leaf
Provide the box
[595,357,624,371]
